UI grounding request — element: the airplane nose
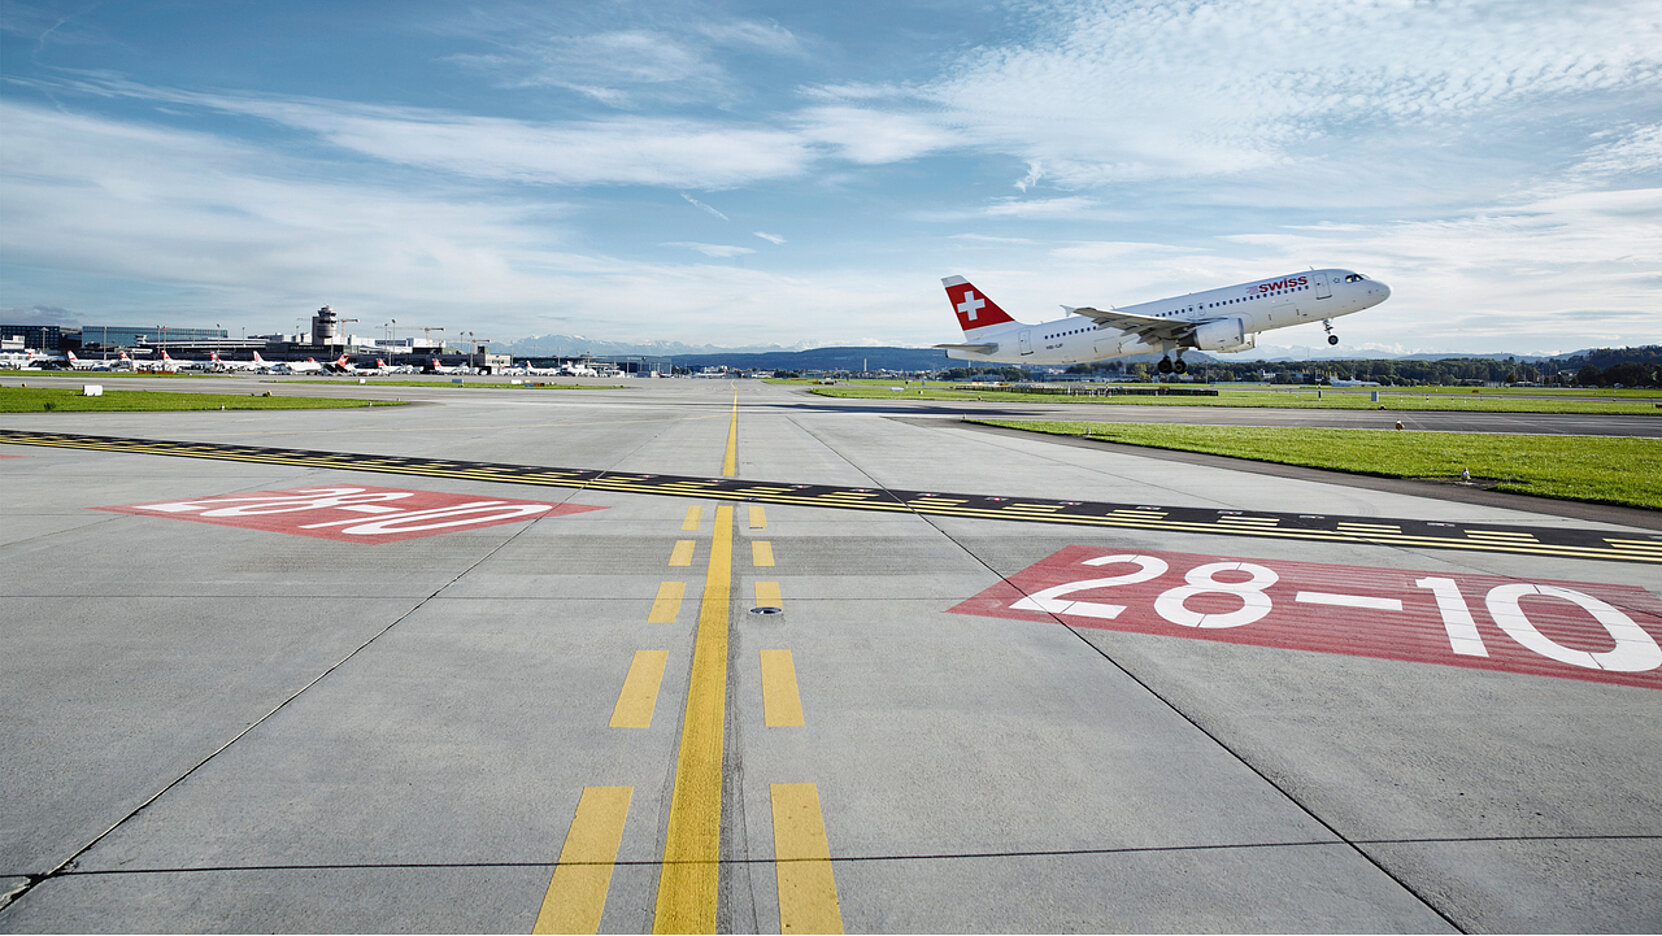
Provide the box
[1375,281,1391,302]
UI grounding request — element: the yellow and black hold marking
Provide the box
[4,428,1659,565]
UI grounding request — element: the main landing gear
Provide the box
[1157,355,1187,375]
[1323,318,1339,346]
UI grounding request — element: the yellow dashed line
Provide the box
[760,650,805,728]
[755,581,782,608]
[649,582,686,624]
[669,540,696,567]
[749,505,767,530]
[610,651,669,728]
[682,505,703,530]
[770,783,843,934]
[534,786,633,934]
[753,541,776,567]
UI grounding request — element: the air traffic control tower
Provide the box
[310,305,340,347]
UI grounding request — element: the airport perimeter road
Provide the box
[2,380,1658,933]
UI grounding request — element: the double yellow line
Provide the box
[654,394,841,933]
[655,394,738,931]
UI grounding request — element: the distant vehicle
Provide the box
[938,269,1390,375]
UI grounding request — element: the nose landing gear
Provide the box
[1323,319,1339,346]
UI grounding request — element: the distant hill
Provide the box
[669,346,953,372]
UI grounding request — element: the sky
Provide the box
[1,0,1658,356]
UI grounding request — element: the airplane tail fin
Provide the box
[253,351,267,364]
[942,275,1018,334]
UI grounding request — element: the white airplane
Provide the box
[938,268,1391,375]
[428,357,468,375]
[134,349,183,373]
[66,351,128,371]
[208,351,264,372]
[277,356,325,375]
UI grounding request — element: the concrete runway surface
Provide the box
[2,376,1658,933]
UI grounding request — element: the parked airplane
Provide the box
[133,349,183,373]
[66,351,130,371]
[938,269,1390,374]
[207,351,263,372]
[277,357,325,375]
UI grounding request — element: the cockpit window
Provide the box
[1343,273,1367,282]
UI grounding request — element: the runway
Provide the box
[2,378,1658,932]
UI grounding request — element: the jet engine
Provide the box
[1191,317,1255,352]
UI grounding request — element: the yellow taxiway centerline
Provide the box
[652,503,734,933]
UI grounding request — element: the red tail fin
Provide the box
[942,276,1017,333]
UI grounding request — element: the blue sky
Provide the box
[2,0,1657,355]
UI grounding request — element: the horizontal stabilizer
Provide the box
[934,342,999,353]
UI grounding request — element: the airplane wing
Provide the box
[1065,306,1204,344]
[933,342,999,353]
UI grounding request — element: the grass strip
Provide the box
[0,387,402,413]
[972,419,1662,510]
[812,385,1661,414]
[289,379,627,389]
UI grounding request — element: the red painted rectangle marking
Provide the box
[95,485,604,543]
[950,547,1662,689]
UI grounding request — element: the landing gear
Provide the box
[1157,356,1173,374]
[1156,355,1187,375]
[1323,319,1339,346]
[1173,358,1187,374]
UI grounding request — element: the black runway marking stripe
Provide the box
[5,428,1659,565]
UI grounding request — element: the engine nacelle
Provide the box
[1191,317,1255,352]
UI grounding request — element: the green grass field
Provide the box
[808,383,1662,415]
[972,419,1662,510]
[0,387,402,412]
[290,379,627,389]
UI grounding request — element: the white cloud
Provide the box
[663,242,756,258]
[904,0,1662,187]
[43,77,818,189]
[982,196,1104,218]
[794,105,959,164]
[681,193,730,221]
[1570,124,1662,181]
[1014,160,1043,192]
[753,231,786,245]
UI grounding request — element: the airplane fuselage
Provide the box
[945,268,1389,366]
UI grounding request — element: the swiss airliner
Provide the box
[938,269,1390,374]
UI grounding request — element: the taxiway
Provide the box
[2,378,1658,933]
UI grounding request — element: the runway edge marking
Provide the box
[4,428,1658,565]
